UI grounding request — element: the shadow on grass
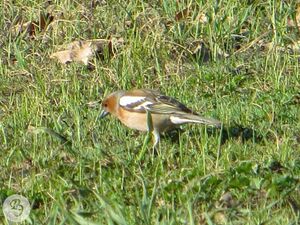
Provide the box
[218,125,263,144]
[163,124,263,145]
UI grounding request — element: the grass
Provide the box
[0,0,300,224]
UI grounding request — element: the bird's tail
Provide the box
[170,114,222,128]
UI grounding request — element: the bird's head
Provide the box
[99,91,120,118]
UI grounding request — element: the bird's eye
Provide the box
[104,103,108,107]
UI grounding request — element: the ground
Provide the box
[0,0,299,224]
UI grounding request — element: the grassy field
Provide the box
[1,0,300,224]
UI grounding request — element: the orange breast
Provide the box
[116,107,177,132]
[118,107,148,131]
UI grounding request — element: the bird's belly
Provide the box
[118,110,175,132]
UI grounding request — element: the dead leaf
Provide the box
[198,13,208,24]
[12,21,35,37]
[259,39,300,53]
[50,38,124,65]
[12,12,54,38]
[175,7,190,21]
[39,12,55,31]
[287,3,300,27]
[90,0,107,8]
[51,41,94,65]
[175,6,208,24]
[286,40,300,53]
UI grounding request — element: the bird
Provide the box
[99,89,221,147]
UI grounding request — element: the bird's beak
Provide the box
[99,110,109,119]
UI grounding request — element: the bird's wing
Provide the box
[152,94,194,114]
[119,89,195,115]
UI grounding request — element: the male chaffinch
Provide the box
[100,89,221,147]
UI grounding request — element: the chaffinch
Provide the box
[100,89,221,147]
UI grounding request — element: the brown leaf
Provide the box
[259,39,300,53]
[13,21,36,38]
[175,6,208,24]
[175,7,190,21]
[287,3,300,27]
[198,13,208,24]
[39,12,54,31]
[286,40,300,52]
[50,40,95,65]
[12,12,54,38]
[50,38,124,65]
